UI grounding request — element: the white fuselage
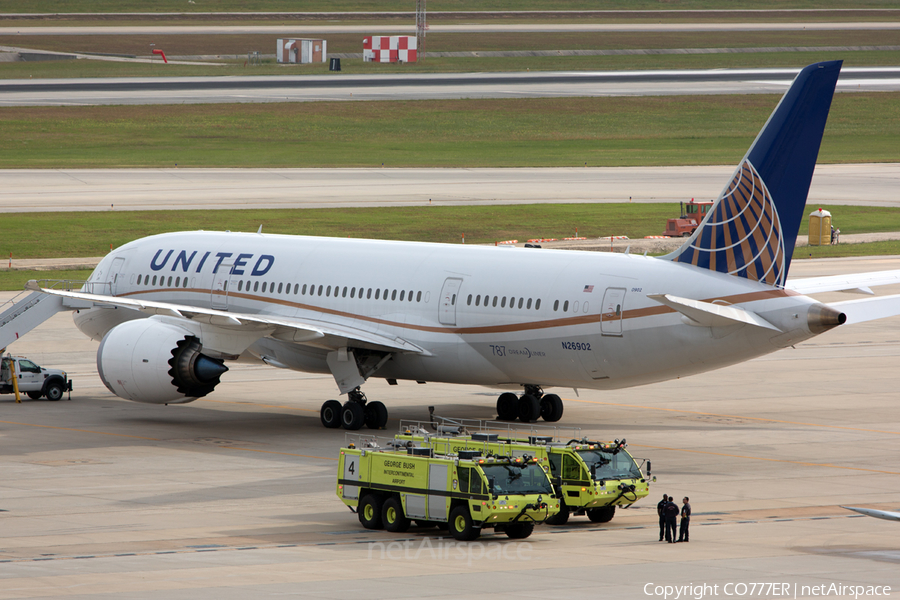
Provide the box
[74,231,824,392]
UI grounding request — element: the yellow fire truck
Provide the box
[336,437,558,540]
[395,414,652,525]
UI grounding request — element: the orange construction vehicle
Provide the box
[663,199,714,237]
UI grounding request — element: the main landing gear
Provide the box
[496,385,564,423]
[320,388,388,431]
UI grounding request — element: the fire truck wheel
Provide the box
[496,393,519,421]
[320,400,343,428]
[518,394,541,422]
[365,401,389,429]
[587,506,616,523]
[540,394,564,422]
[358,494,384,530]
[504,521,535,539]
[341,401,366,430]
[45,381,65,401]
[382,497,410,533]
[27,391,43,400]
[545,499,569,525]
[449,505,479,541]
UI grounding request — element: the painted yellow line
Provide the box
[0,420,334,461]
[565,398,900,436]
[630,443,900,476]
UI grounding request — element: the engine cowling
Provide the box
[97,318,228,404]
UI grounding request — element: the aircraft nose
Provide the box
[807,303,847,334]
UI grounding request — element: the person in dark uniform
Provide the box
[657,494,669,541]
[664,496,679,543]
[677,496,691,542]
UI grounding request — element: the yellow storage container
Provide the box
[808,208,832,246]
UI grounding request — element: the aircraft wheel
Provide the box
[496,392,519,421]
[518,394,540,423]
[540,394,564,422]
[341,401,365,430]
[365,400,389,429]
[587,506,616,523]
[320,400,343,428]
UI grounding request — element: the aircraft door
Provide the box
[109,257,126,295]
[438,278,463,326]
[210,264,233,310]
[600,287,626,336]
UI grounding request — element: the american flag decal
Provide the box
[583,285,594,293]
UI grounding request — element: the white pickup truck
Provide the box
[1,355,72,400]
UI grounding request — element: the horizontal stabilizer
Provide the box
[647,293,781,331]
[827,294,900,325]
[787,269,900,295]
[842,506,900,522]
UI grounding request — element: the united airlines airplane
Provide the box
[26,60,900,430]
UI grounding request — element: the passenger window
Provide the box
[416,291,422,302]
[383,288,389,300]
[518,298,524,309]
[183,278,188,288]
[563,300,569,312]
[408,290,414,302]
[467,294,472,306]
[400,290,405,301]
[501,297,507,308]
[318,285,323,296]
[573,301,579,313]
[392,290,397,301]
[167,276,173,287]
[526,298,532,309]
[492,296,498,307]
[475,295,481,306]
[278,282,283,294]
[375,289,381,300]
[302,284,307,294]
[237,280,242,291]
[223,281,228,291]
[368,288,373,299]
[451,294,456,306]
[343,286,348,298]
[254,281,259,292]
[294,284,299,294]
[137,274,142,285]
[262,282,267,293]
[326,285,331,296]
[175,277,181,288]
[535,299,541,310]
[350,287,356,299]
[553,300,559,311]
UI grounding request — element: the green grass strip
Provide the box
[1,93,899,168]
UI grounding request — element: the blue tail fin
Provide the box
[666,60,842,287]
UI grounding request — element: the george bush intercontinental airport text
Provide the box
[643,583,891,600]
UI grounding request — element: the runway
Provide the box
[4,22,900,35]
[1,164,898,213]
[1,255,899,598]
[2,67,900,106]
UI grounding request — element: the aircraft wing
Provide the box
[842,506,900,522]
[25,281,429,356]
[786,269,900,295]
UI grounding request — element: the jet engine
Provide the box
[97,318,228,404]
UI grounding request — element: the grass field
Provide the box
[0,203,895,260]
[1,93,897,168]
